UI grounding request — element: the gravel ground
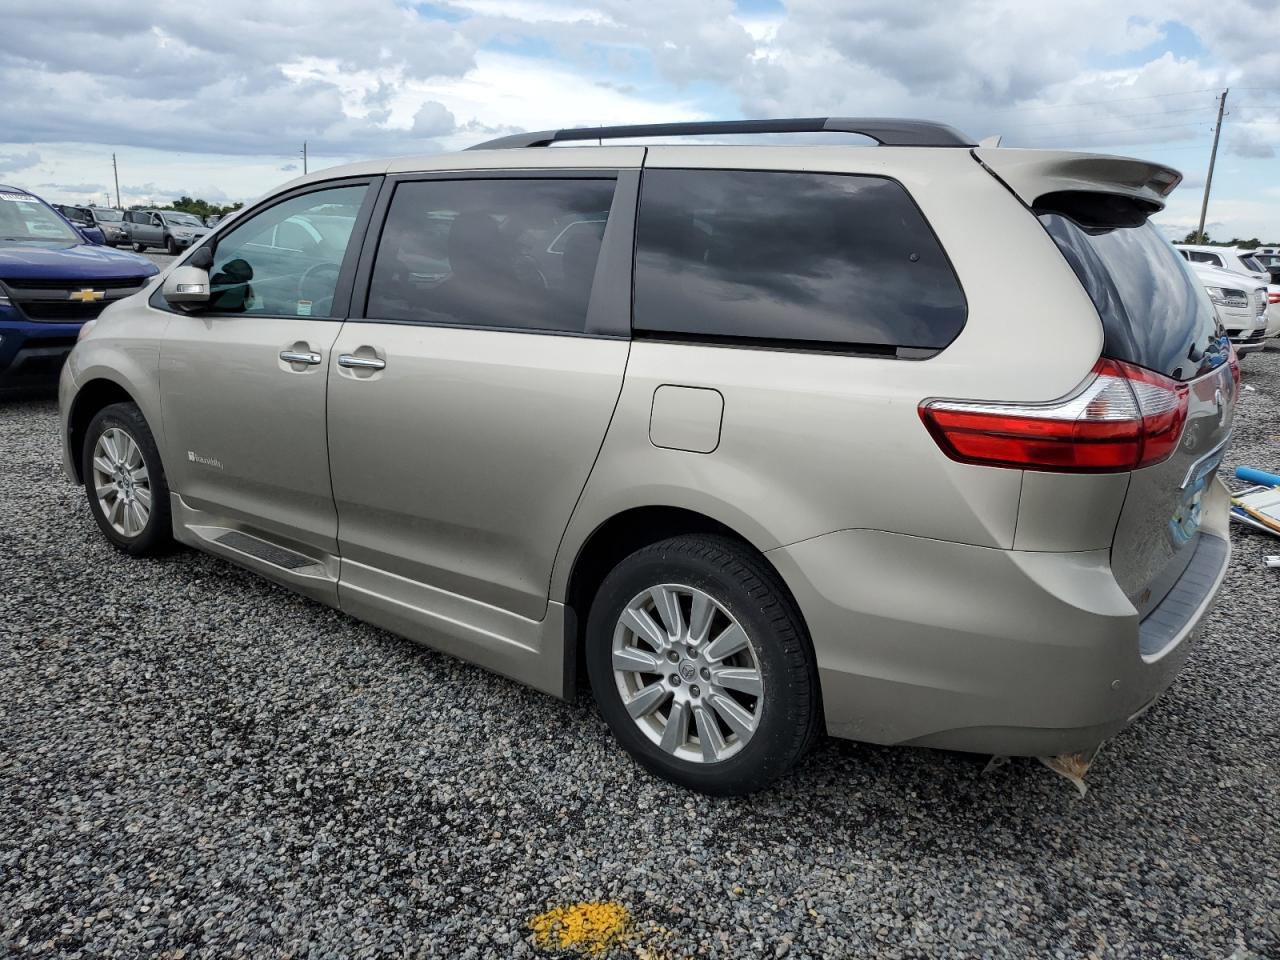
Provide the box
[140,251,178,271]
[2,348,1278,960]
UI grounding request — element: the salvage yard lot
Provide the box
[2,350,1278,959]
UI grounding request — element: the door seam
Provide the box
[324,320,347,612]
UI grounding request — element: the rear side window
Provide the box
[366,178,617,334]
[1185,250,1223,267]
[633,169,966,353]
[1040,214,1222,381]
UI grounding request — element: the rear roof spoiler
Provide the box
[469,117,975,150]
[974,148,1183,212]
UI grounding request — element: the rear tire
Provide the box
[81,402,174,557]
[585,534,820,795]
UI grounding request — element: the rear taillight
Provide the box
[919,359,1190,473]
[1229,342,1242,390]
[1268,291,1280,305]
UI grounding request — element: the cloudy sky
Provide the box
[2,0,1278,239]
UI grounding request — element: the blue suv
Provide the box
[1,185,158,389]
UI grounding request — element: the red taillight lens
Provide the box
[1268,291,1280,305]
[919,359,1189,473]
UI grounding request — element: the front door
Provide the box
[327,172,636,640]
[159,180,375,570]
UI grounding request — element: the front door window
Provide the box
[207,185,368,318]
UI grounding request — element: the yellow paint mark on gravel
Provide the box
[530,901,632,956]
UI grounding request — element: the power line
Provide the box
[975,87,1219,115]
[1015,142,1213,154]
[1004,105,1216,130]
[1030,120,1216,145]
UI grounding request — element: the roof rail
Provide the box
[467,117,975,150]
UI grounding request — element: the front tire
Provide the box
[132,241,146,253]
[585,535,820,795]
[166,235,180,256]
[81,402,174,556]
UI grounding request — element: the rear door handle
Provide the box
[280,350,322,365]
[338,354,386,370]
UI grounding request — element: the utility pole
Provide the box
[1196,88,1228,244]
[301,141,308,175]
[111,153,121,208]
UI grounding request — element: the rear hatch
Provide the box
[977,149,1235,617]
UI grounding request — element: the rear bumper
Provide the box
[768,483,1231,757]
[0,313,80,387]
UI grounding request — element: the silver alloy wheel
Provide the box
[90,427,152,538]
[612,583,764,764]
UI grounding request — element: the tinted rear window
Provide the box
[1039,214,1223,381]
[633,169,966,353]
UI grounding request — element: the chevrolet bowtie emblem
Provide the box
[69,288,104,302]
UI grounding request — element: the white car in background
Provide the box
[1187,262,1269,354]
[1177,243,1280,339]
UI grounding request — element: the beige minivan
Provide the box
[59,118,1235,794]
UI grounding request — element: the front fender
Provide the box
[61,303,169,480]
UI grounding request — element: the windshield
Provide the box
[164,212,204,227]
[0,192,81,243]
[94,208,123,222]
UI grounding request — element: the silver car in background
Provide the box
[123,209,210,255]
[54,204,129,246]
[1188,262,1269,354]
[58,118,1235,794]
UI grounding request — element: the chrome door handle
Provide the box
[338,354,386,370]
[280,350,322,365]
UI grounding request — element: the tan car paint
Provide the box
[60,140,1232,757]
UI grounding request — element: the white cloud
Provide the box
[3,0,1279,237]
[412,101,459,137]
[0,150,41,176]
[0,0,475,156]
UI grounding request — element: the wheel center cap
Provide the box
[678,660,697,682]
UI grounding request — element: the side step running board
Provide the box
[215,530,317,571]
[171,494,340,606]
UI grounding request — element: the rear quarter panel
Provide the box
[551,147,1106,600]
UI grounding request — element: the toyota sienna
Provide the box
[59,118,1235,794]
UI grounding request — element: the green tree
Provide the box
[127,196,244,218]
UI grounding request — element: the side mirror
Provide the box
[163,265,211,307]
[80,226,106,246]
